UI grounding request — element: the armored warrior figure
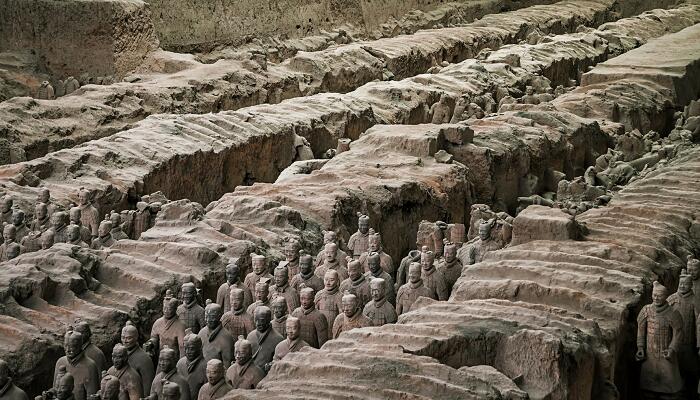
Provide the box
[198,302,234,369]
[50,212,70,244]
[176,332,206,400]
[0,197,12,225]
[688,257,700,311]
[282,239,302,279]
[196,360,231,400]
[53,331,100,400]
[244,254,272,295]
[270,264,299,313]
[37,81,55,100]
[54,371,74,400]
[0,225,17,262]
[315,243,348,281]
[78,189,99,238]
[419,247,448,301]
[364,252,396,305]
[437,240,463,294]
[290,251,324,294]
[668,270,699,395]
[339,260,371,308]
[314,231,348,269]
[460,219,508,265]
[69,208,93,245]
[270,297,288,338]
[73,320,107,374]
[31,203,51,233]
[221,289,255,341]
[273,317,309,362]
[106,344,143,400]
[143,346,190,400]
[315,270,343,328]
[395,249,421,292]
[347,214,371,259]
[91,221,115,250]
[429,94,452,124]
[64,77,80,95]
[636,281,683,399]
[41,230,55,249]
[109,213,129,241]
[150,293,186,357]
[0,359,29,400]
[158,383,179,400]
[358,231,394,278]
[121,322,155,395]
[178,283,205,334]
[247,306,284,371]
[246,280,271,316]
[291,287,329,349]
[98,375,121,400]
[67,225,89,248]
[216,259,252,312]
[12,210,28,241]
[225,337,264,390]
[396,263,437,315]
[363,278,397,326]
[332,293,371,339]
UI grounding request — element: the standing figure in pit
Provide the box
[396,263,437,315]
[247,306,284,372]
[178,283,205,334]
[109,213,129,241]
[437,240,463,294]
[244,254,272,295]
[11,210,29,242]
[176,332,206,400]
[460,218,509,265]
[73,320,107,374]
[636,281,683,399]
[270,297,288,338]
[273,317,309,362]
[70,207,93,245]
[315,243,348,281]
[216,259,252,312]
[291,287,329,349]
[221,289,255,343]
[363,278,397,326]
[270,264,299,313]
[290,251,324,294]
[419,247,448,301]
[67,225,89,248]
[225,337,264,390]
[78,189,99,239]
[282,239,302,279]
[0,197,12,225]
[31,203,51,233]
[315,231,348,269]
[198,302,234,369]
[196,360,231,400]
[365,253,396,305]
[144,346,190,400]
[106,344,143,400]
[53,331,100,400]
[332,293,371,339]
[347,214,370,259]
[0,359,28,400]
[668,270,699,396]
[315,270,343,329]
[246,281,271,316]
[90,221,115,250]
[150,293,186,357]
[339,259,371,308]
[121,322,155,395]
[358,231,394,279]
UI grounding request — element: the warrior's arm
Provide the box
[669,311,683,352]
[636,308,648,349]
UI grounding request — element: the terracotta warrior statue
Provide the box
[69,207,93,245]
[106,344,143,400]
[198,302,234,369]
[41,230,55,250]
[11,210,28,242]
[121,322,155,395]
[109,213,129,241]
[216,259,252,312]
[50,212,70,244]
[143,346,190,400]
[290,287,329,349]
[175,332,206,400]
[315,270,343,328]
[37,81,55,100]
[244,254,273,295]
[0,225,17,262]
[150,292,186,357]
[347,213,371,259]
[429,94,452,124]
[90,221,115,250]
[177,283,205,334]
[246,280,271,316]
[54,370,74,400]
[358,231,394,279]
[364,253,396,305]
[396,263,437,315]
[73,320,107,373]
[270,264,299,313]
[78,189,99,238]
[221,289,255,343]
[67,225,89,248]
[315,243,348,281]
[247,306,284,371]
[332,293,371,339]
[273,317,308,362]
[0,359,28,400]
[688,257,700,310]
[419,247,448,301]
[668,270,699,395]
[270,297,288,338]
[0,197,13,225]
[437,240,462,294]
[339,259,371,308]
[636,281,683,399]
[36,188,55,218]
[196,360,231,400]
[31,202,51,233]
[363,278,397,326]
[53,331,100,400]
[460,218,507,266]
[314,231,348,269]
[282,239,302,279]
[97,375,120,400]
[291,251,324,293]
[225,337,264,390]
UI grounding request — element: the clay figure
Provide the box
[198,302,234,369]
[246,280,271,316]
[53,331,100,400]
[668,270,700,395]
[364,252,396,305]
[282,239,302,279]
[358,231,394,278]
[270,263,299,313]
[0,197,12,225]
[78,189,99,238]
[314,270,343,329]
[437,240,462,294]
[396,263,437,315]
[73,320,107,374]
[122,322,155,395]
[347,214,370,259]
[37,81,55,100]
[91,221,115,250]
[177,283,205,334]
[176,332,206,400]
[196,360,231,400]
[314,231,348,269]
[339,259,371,308]
[290,251,324,294]
[143,346,190,400]
[332,293,371,339]
[429,94,452,124]
[109,213,129,241]
[225,337,264,390]
[31,203,51,232]
[221,289,255,342]
[0,359,29,400]
[315,243,348,281]
[290,287,329,349]
[150,293,186,358]
[106,344,143,400]
[246,306,284,371]
[395,249,421,292]
[67,225,89,248]
[69,208,93,245]
[273,317,308,362]
[12,210,28,241]
[270,297,288,338]
[362,278,397,326]
[244,254,272,295]
[216,259,252,312]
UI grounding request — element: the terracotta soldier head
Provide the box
[274,264,289,287]
[35,203,48,221]
[324,270,339,291]
[324,243,338,263]
[181,282,197,306]
[300,288,315,310]
[678,269,692,295]
[205,302,223,330]
[225,260,242,285]
[370,278,386,302]
[56,372,74,400]
[98,221,112,238]
[205,359,225,385]
[284,240,301,263]
[420,247,434,271]
[73,320,93,345]
[163,295,179,320]
[323,231,338,245]
[235,337,252,366]
[357,214,370,234]
[67,225,81,243]
[408,263,422,284]
[254,306,272,333]
[38,188,51,205]
[41,230,54,249]
[652,281,669,306]
[230,289,245,312]
[1,197,12,213]
[272,297,287,320]
[341,293,360,317]
[368,231,382,253]
[688,257,700,280]
[286,317,301,341]
[183,331,203,362]
[252,254,267,275]
[161,381,180,400]
[11,210,24,228]
[255,281,270,303]
[299,251,313,275]
[121,322,139,351]
[69,208,81,225]
[443,240,457,263]
[112,344,128,370]
[478,219,495,241]
[367,252,381,274]
[158,346,178,374]
[64,331,84,360]
[348,260,362,281]
[109,213,121,228]
[3,225,15,244]
[78,189,91,206]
